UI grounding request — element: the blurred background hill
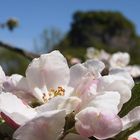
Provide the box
[54,11,140,64]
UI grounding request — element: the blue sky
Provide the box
[0,0,140,51]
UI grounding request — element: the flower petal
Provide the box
[109,52,130,68]
[0,66,5,79]
[36,96,81,114]
[128,131,140,140]
[75,107,122,139]
[87,91,120,114]
[97,78,132,111]
[69,60,104,88]
[3,74,29,92]
[0,92,36,126]
[0,66,6,91]
[125,65,140,78]
[57,96,81,114]
[74,77,98,101]
[121,106,140,130]
[13,110,66,140]
[83,59,105,77]
[35,96,66,113]
[97,69,134,111]
[69,63,87,88]
[109,68,134,88]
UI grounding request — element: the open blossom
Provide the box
[0,51,72,103]
[86,48,140,78]
[0,50,138,140]
[69,57,81,65]
[125,65,140,78]
[86,47,110,62]
[109,52,130,68]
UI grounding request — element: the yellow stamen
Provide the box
[42,86,65,102]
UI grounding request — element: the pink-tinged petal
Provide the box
[0,92,37,126]
[64,133,89,140]
[69,60,104,88]
[109,68,134,88]
[1,112,20,129]
[74,77,98,101]
[128,131,140,140]
[83,59,105,77]
[87,91,120,114]
[26,57,48,102]
[121,106,140,130]
[128,138,138,140]
[97,73,133,111]
[39,51,70,88]
[36,96,81,114]
[2,74,35,104]
[69,63,88,88]
[13,110,66,140]
[11,90,35,105]
[3,74,29,92]
[75,107,122,139]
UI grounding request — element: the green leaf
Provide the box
[119,83,140,117]
[0,122,15,140]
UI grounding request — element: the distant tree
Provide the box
[68,11,136,50]
[55,11,140,64]
[34,27,64,53]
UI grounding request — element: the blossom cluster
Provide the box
[0,50,140,140]
[86,47,140,78]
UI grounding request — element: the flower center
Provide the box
[42,86,65,102]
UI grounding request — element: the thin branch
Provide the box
[0,41,40,60]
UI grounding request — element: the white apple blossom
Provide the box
[0,66,6,91]
[0,51,72,103]
[0,50,138,140]
[86,47,110,62]
[86,47,99,59]
[86,48,140,78]
[109,52,130,68]
[70,57,81,65]
[125,65,140,78]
